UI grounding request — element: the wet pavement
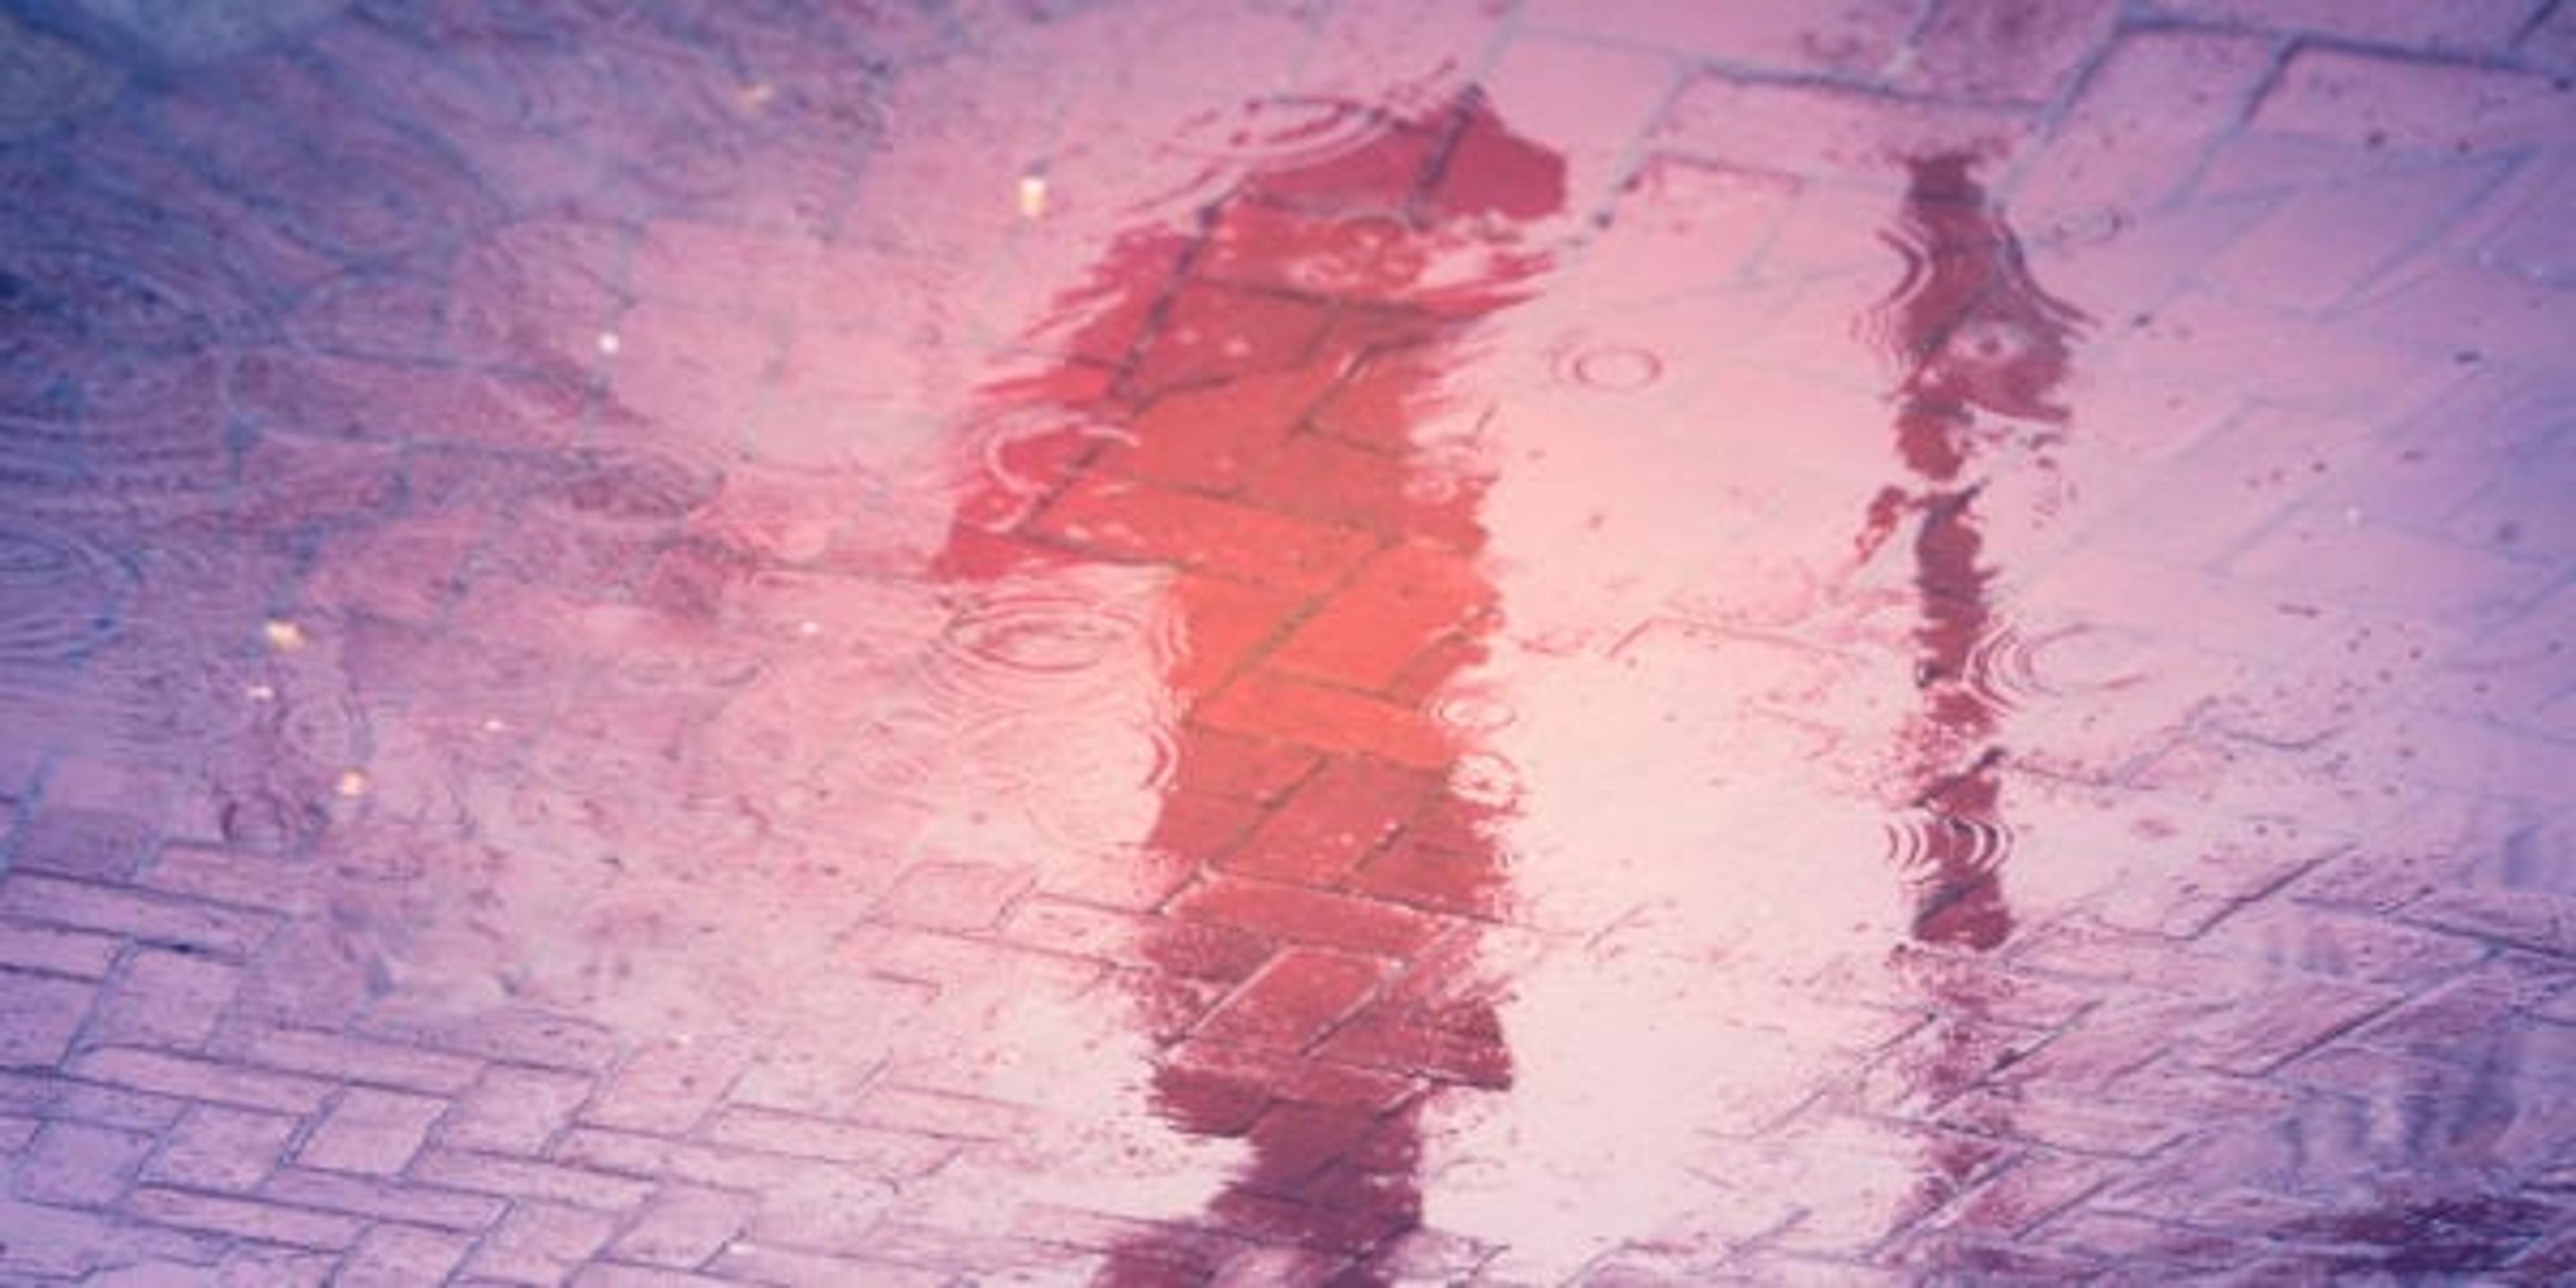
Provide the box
[2,0,2575,1283]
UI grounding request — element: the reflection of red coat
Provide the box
[932,93,1562,1276]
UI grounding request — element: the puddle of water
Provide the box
[5,6,2566,1280]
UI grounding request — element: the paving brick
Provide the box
[1161,573,1311,702]
[1656,73,2026,185]
[1347,830,1509,916]
[2200,901,2495,982]
[1312,1006,1513,1088]
[335,1223,477,1287]
[570,1265,744,1287]
[578,1038,756,1136]
[2137,290,2463,415]
[1031,473,1381,597]
[10,1119,154,1205]
[550,1127,902,1222]
[2249,48,2571,158]
[1523,0,1917,76]
[0,1073,185,1138]
[845,1084,1044,1144]
[8,806,158,882]
[142,1104,299,1191]
[87,949,241,1051]
[405,1148,657,1212]
[436,1065,595,1153]
[870,861,1035,934]
[0,969,95,1066]
[1191,949,1389,1053]
[221,922,377,1033]
[2404,888,2576,957]
[294,1086,447,1175]
[0,1194,227,1277]
[1167,874,1446,959]
[260,1167,505,1230]
[124,1185,368,1250]
[1101,364,1342,494]
[1898,0,2118,106]
[998,897,1275,983]
[2199,160,2513,312]
[0,875,274,957]
[220,1025,484,1095]
[2349,258,2576,368]
[0,921,123,978]
[706,1242,949,1287]
[607,1183,759,1268]
[1220,755,1440,887]
[1125,281,1334,400]
[67,1048,333,1114]
[1164,730,1324,807]
[464,1199,619,1283]
[362,1008,621,1073]
[1195,667,1456,769]
[2147,0,2548,52]
[737,1162,911,1256]
[697,1106,957,1177]
[1269,543,1495,694]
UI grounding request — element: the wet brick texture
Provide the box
[3,0,2576,1284]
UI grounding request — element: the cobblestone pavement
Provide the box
[2,0,2574,1283]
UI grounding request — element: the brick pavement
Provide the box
[2,0,2574,1283]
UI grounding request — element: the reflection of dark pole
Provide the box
[933,94,1564,1282]
[1864,150,2088,1228]
[1869,153,2084,952]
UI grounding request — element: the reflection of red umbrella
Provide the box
[1864,152,2085,952]
[932,91,1563,1280]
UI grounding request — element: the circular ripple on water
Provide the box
[943,407,1123,533]
[1167,95,1393,172]
[1880,808,2015,881]
[923,584,1168,714]
[2,234,252,350]
[1958,623,2145,713]
[957,709,1179,855]
[1552,341,1663,392]
[0,519,133,666]
[0,309,85,418]
[292,124,504,261]
[35,626,270,753]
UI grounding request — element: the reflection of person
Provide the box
[1858,152,2086,951]
[932,93,1564,1279]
